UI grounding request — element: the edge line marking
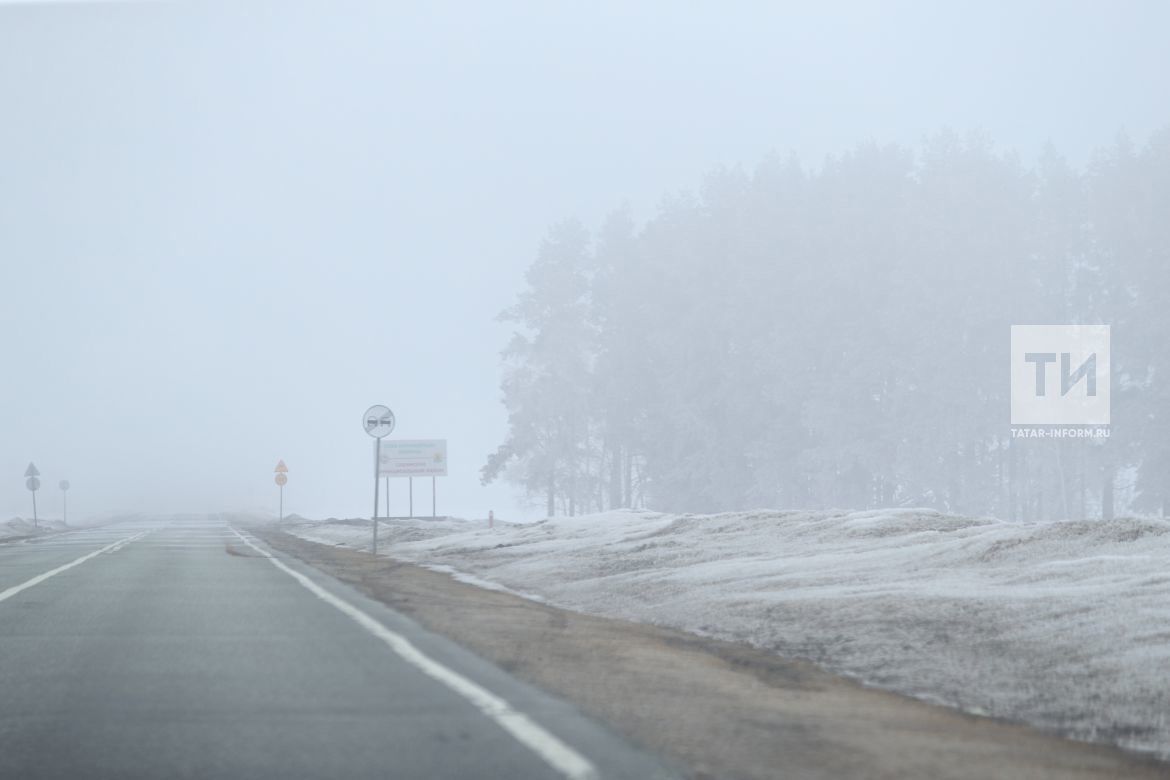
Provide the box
[228,526,597,780]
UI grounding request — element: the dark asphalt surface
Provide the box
[0,517,675,779]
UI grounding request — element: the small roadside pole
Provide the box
[362,405,396,555]
[274,460,289,522]
[409,477,414,518]
[489,510,494,529]
[25,463,40,528]
[432,476,436,518]
[59,480,70,525]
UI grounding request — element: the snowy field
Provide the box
[284,509,1170,760]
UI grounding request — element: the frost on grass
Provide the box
[285,509,1170,759]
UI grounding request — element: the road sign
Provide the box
[363,405,396,439]
[23,460,39,528]
[59,480,69,525]
[273,461,289,522]
[377,439,448,477]
[363,404,396,556]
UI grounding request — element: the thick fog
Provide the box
[2,1,1168,523]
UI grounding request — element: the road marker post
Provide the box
[362,405,396,555]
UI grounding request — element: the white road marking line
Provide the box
[136,544,227,548]
[105,531,151,554]
[228,527,598,780]
[0,531,146,604]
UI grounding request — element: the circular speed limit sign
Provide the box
[362,405,396,439]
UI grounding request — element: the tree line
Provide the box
[483,129,1170,521]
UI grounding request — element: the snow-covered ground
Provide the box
[0,517,68,541]
[284,509,1170,759]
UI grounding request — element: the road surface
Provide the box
[0,517,674,779]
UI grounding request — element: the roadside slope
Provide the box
[283,508,1170,760]
[253,527,1170,780]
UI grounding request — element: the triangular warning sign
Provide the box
[274,460,288,473]
[25,462,40,477]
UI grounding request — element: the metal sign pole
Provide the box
[279,484,283,523]
[362,405,396,558]
[384,475,389,517]
[32,490,37,528]
[409,477,413,518]
[63,489,67,525]
[373,437,381,555]
[432,476,436,518]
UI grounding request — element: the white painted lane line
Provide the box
[0,531,146,605]
[228,527,597,780]
[136,544,227,548]
[105,531,151,554]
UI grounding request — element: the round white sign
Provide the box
[362,405,396,438]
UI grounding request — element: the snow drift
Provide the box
[0,518,67,541]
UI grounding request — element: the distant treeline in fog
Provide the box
[483,130,1170,520]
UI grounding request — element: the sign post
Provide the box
[59,480,70,525]
[274,460,289,522]
[25,463,40,528]
[362,405,396,554]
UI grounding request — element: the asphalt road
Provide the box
[0,517,675,779]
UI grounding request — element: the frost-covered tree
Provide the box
[487,129,1170,520]
[481,221,595,516]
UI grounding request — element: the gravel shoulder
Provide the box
[252,527,1170,780]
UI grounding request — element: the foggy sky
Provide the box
[2,0,1168,522]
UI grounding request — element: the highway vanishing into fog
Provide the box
[0,517,673,779]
